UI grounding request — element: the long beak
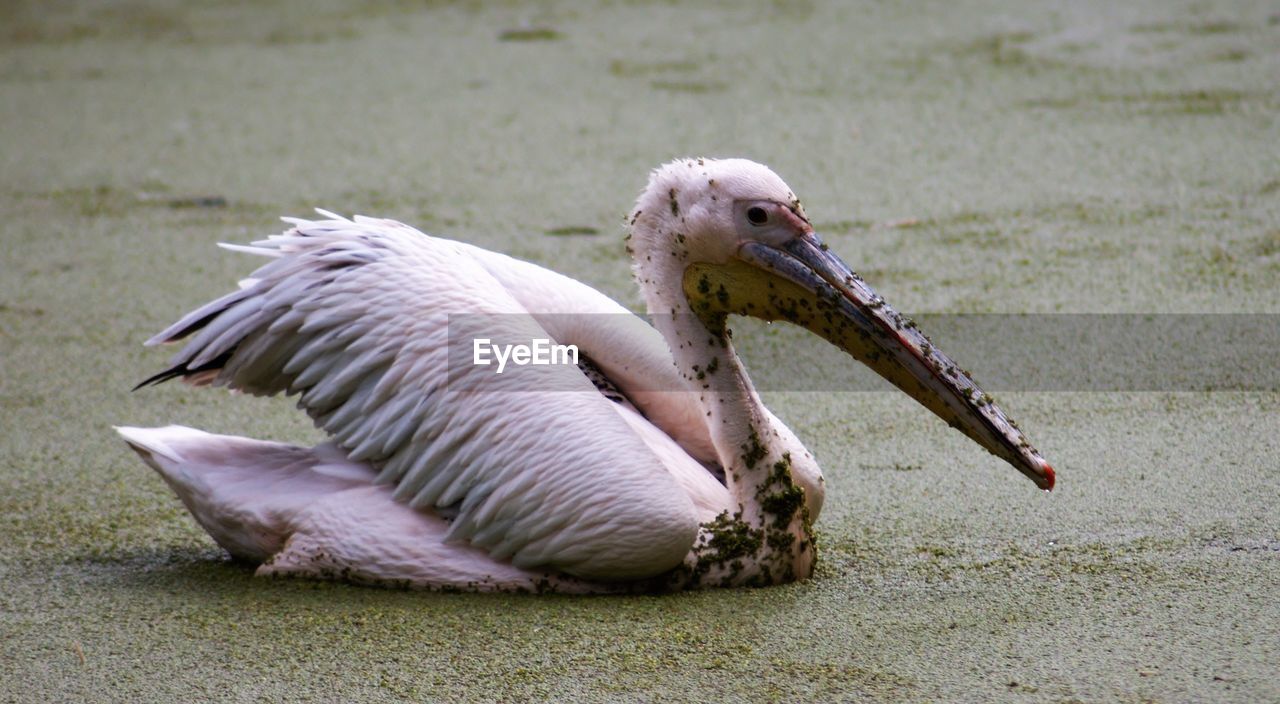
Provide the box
[684,234,1055,490]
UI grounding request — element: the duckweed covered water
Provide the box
[2,0,1278,701]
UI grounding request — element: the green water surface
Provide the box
[2,1,1277,701]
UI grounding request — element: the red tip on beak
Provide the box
[1042,462,1056,491]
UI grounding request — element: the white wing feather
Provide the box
[458,243,720,465]
[144,213,708,581]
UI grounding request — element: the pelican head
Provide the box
[630,157,810,267]
[629,157,1055,494]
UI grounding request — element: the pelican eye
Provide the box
[746,206,769,226]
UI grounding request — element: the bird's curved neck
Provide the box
[634,250,767,483]
[638,259,815,588]
[656,307,768,489]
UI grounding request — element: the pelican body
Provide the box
[120,158,1053,592]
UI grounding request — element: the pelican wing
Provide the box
[141,213,701,581]
[457,243,720,465]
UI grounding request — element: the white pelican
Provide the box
[119,158,1054,593]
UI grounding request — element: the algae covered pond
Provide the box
[2,0,1278,701]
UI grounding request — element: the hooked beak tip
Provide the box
[1038,461,1056,491]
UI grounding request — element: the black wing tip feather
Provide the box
[131,368,183,391]
[131,349,236,391]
